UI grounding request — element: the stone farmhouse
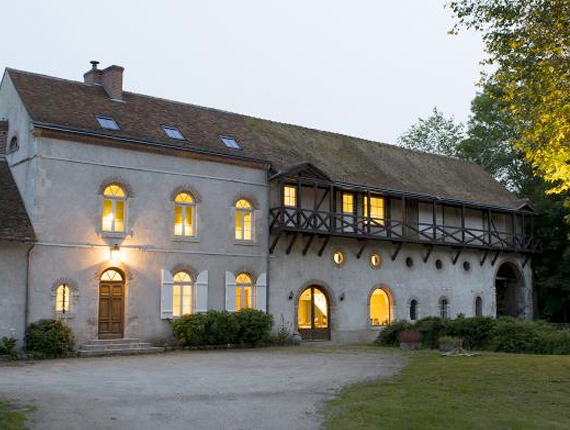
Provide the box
[0,62,538,348]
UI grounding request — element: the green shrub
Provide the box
[438,336,463,348]
[448,316,497,350]
[25,319,75,357]
[171,310,273,347]
[375,320,412,346]
[490,317,561,354]
[0,336,17,357]
[414,317,449,348]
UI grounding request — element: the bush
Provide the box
[0,336,17,357]
[448,316,497,350]
[375,320,412,346]
[171,310,273,347]
[490,317,564,354]
[398,331,422,344]
[438,336,463,348]
[25,319,75,357]
[414,317,450,349]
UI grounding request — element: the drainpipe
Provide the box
[24,243,36,339]
[266,166,272,315]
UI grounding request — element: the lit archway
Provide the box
[370,288,392,327]
[297,286,330,341]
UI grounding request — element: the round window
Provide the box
[435,259,443,270]
[405,257,414,267]
[369,253,382,268]
[333,251,345,266]
[463,261,471,271]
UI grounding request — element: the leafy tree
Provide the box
[397,107,465,157]
[449,0,570,194]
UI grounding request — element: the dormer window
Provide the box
[163,126,184,140]
[220,136,241,150]
[96,116,120,131]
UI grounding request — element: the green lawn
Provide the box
[324,350,570,430]
[0,400,33,430]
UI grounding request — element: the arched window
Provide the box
[409,299,418,321]
[100,269,124,281]
[173,271,195,317]
[475,296,483,317]
[8,136,19,153]
[102,184,126,233]
[370,288,392,326]
[236,273,254,310]
[55,284,71,314]
[174,192,196,237]
[235,199,253,241]
[439,298,449,319]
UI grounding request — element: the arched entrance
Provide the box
[98,269,125,339]
[298,286,330,341]
[495,263,522,317]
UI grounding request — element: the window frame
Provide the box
[283,185,297,208]
[364,194,385,226]
[172,271,196,317]
[439,298,449,319]
[96,115,121,131]
[101,184,128,235]
[235,199,254,242]
[163,125,185,140]
[219,135,242,150]
[409,299,418,321]
[235,273,255,311]
[55,284,72,315]
[369,288,392,328]
[173,192,197,238]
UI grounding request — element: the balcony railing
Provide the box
[270,207,539,253]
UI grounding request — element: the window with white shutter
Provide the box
[160,269,174,319]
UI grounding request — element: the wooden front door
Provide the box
[298,286,330,341]
[98,269,125,339]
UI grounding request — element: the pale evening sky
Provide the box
[0,0,484,144]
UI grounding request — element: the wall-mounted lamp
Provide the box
[339,292,345,301]
[288,291,294,300]
[110,244,122,261]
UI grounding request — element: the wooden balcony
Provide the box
[269,207,539,254]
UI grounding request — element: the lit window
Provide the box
[174,192,196,237]
[370,288,392,326]
[100,269,123,281]
[370,253,382,268]
[102,184,126,233]
[410,300,418,321]
[439,298,449,319]
[96,116,120,131]
[283,185,297,207]
[163,126,184,140]
[364,195,385,225]
[220,136,241,150]
[173,272,195,317]
[475,296,483,317]
[55,284,71,314]
[235,199,253,241]
[333,250,345,266]
[235,273,254,311]
[342,193,354,214]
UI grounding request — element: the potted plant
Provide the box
[438,336,463,352]
[398,330,422,350]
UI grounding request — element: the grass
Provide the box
[324,350,570,430]
[0,400,34,430]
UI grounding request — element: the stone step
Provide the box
[83,338,141,345]
[79,342,156,351]
[77,346,164,358]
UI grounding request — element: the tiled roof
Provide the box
[0,157,36,242]
[6,68,523,210]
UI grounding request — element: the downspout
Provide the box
[266,166,272,315]
[24,243,36,337]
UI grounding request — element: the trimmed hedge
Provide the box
[171,310,274,347]
[376,316,570,355]
[25,319,75,357]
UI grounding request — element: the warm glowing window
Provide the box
[283,185,297,207]
[174,192,196,237]
[342,193,354,214]
[100,269,123,281]
[370,288,391,326]
[364,195,385,225]
[235,273,254,311]
[298,287,328,329]
[370,253,382,268]
[439,298,449,319]
[55,284,71,314]
[235,199,253,241]
[102,184,126,233]
[173,271,195,317]
[333,251,345,266]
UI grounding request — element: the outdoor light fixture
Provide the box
[288,291,294,300]
[110,244,122,261]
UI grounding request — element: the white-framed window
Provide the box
[96,116,120,131]
[235,199,254,241]
[174,192,197,237]
[163,126,184,140]
[283,185,297,207]
[173,271,196,317]
[439,297,449,319]
[102,184,127,233]
[55,284,71,314]
[235,273,254,311]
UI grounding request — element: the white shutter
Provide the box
[160,269,174,319]
[256,272,267,312]
[225,271,236,311]
[196,270,208,313]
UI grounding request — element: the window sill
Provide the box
[98,230,129,239]
[55,313,75,319]
[234,240,257,246]
[171,236,201,243]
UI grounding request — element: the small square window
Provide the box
[219,135,241,150]
[163,126,185,140]
[96,116,120,131]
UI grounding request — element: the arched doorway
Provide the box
[370,288,393,327]
[495,263,522,317]
[298,286,330,341]
[99,269,125,339]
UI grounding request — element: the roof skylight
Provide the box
[219,136,241,150]
[163,126,185,140]
[96,116,120,131]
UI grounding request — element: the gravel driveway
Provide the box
[0,346,404,430]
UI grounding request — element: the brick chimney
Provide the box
[84,61,125,101]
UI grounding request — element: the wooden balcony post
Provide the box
[432,200,437,240]
[386,196,392,239]
[461,204,466,243]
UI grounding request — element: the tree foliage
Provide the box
[449,0,570,194]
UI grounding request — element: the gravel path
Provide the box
[0,346,405,430]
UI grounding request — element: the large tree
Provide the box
[449,0,570,194]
